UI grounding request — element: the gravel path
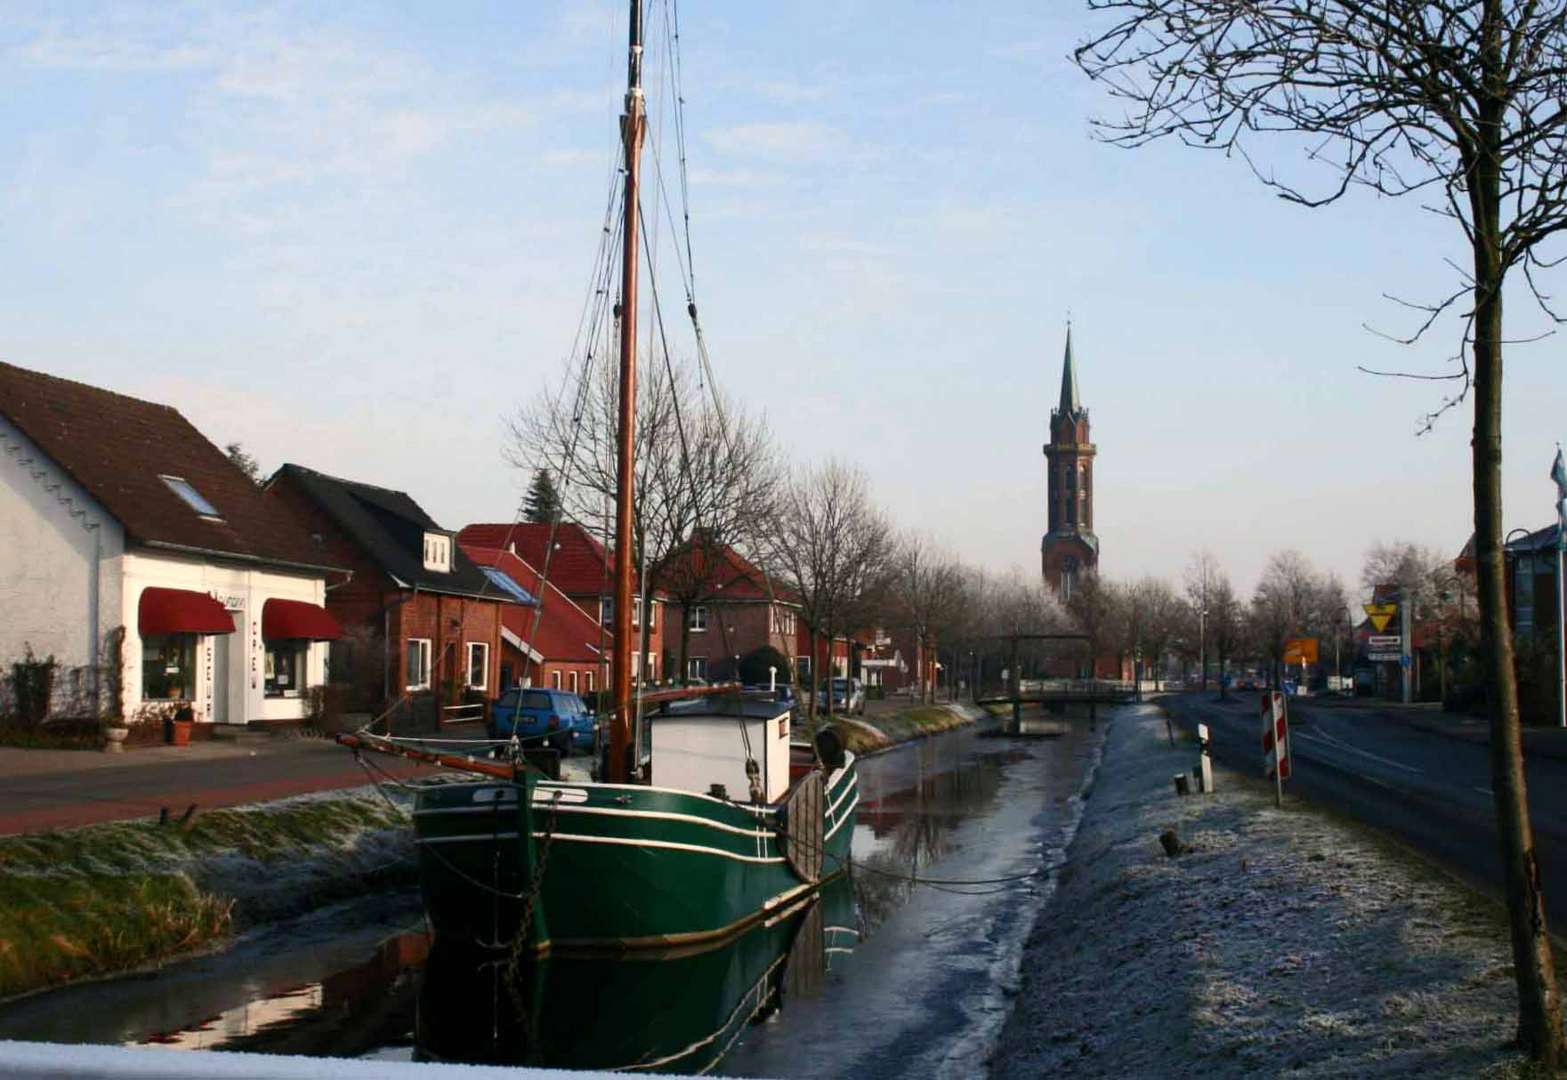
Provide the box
[991,704,1528,1078]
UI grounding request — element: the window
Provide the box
[569,671,579,694]
[141,634,196,701]
[585,671,595,693]
[689,605,708,632]
[160,475,221,520]
[405,638,432,690]
[688,657,708,681]
[466,642,489,690]
[551,670,562,689]
[264,641,308,698]
[796,655,811,678]
[422,532,452,573]
[600,597,613,626]
[522,690,551,710]
[770,606,796,636]
[631,597,658,629]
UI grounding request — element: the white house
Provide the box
[0,362,346,728]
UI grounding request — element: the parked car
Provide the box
[817,677,865,715]
[491,688,596,755]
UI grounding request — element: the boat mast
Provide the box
[608,0,645,784]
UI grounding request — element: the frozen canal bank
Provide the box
[991,704,1528,1079]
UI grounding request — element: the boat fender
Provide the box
[815,727,846,770]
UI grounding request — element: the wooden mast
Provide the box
[608,0,645,784]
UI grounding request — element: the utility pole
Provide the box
[1400,586,1413,705]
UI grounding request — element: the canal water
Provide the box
[0,711,1107,1076]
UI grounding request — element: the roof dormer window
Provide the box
[423,531,452,573]
[160,475,222,521]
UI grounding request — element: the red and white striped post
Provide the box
[1261,690,1290,807]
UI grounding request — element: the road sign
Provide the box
[1368,651,1401,662]
[1283,637,1319,664]
[1368,634,1401,648]
[1261,690,1291,797]
[1363,602,1398,633]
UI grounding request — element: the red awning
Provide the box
[262,598,343,641]
[138,587,235,636]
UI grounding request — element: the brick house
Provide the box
[657,537,802,684]
[266,466,510,725]
[0,362,345,729]
[458,522,664,684]
[458,542,610,697]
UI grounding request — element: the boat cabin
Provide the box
[650,697,792,803]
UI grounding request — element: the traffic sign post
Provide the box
[1261,691,1290,807]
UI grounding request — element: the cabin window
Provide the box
[141,634,196,701]
[466,642,489,690]
[689,605,708,632]
[405,638,432,690]
[264,641,308,698]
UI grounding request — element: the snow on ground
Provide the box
[991,704,1528,1079]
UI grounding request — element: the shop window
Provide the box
[141,634,196,701]
[689,606,708,632]
[466,642,489,690]
[406,638,432,691]
[265,641,308,698]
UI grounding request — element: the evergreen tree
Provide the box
[524,468,562,524]
[225,442,261,484]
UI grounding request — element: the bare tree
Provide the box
[764,461,894,724]
[1130,577,1182,690]
[508,359,779,683]
[1207,575,1244,700]
[1064,570,1120,680]
[1185,550,1223,689]
[892,534,970,704]
[1075,3,1567,1057]
[1250,551,1335,689]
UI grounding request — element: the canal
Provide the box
[0,711,1107,1076]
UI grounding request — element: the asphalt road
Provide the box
[1162,691,1567,931]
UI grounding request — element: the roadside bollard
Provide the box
[1197,722,1214,793]
[1172,772,1191,796]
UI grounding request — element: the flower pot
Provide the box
[102,725,130,753]
[165,719,193,747]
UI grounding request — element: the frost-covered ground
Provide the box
[991,704,1528,1079]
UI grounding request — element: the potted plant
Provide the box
[165,703,195,747]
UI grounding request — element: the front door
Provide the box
[211,633,230,724]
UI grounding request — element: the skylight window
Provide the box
[160,475,221,519]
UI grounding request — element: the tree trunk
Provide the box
[679,616,691,687]
[807,628,820,726]
[1470,72,1564,1058]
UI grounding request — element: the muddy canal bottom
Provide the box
[0,713,1107,1077]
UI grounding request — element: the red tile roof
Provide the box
[457,522,662,598]
[461,545,610,664]
[0,362,339,572]
[657,535,799,604]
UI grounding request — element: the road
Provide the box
[1162,691,1567,931]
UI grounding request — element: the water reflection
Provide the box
[850,738,1027,930]
[415,871,858,1073]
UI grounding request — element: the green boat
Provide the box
[407,698,859,952]
[414,870,859,1072]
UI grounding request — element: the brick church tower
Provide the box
[1041,328,1099,597]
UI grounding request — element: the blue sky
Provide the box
[1,2,1561,597]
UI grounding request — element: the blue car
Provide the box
[491,688,596,755]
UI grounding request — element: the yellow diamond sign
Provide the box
[1363,602,1397,634]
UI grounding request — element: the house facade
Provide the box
[657,538,801,683]
[266,467,508,722]
[0,363,343,727]
[459,542,610,698]
[459,522,664,684]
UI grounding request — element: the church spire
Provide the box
[1058,326,1081,417]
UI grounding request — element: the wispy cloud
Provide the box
[705,121,852,163]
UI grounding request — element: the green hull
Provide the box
[413,754,859,951]
[415,871,858,1072]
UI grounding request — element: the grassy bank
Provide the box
[0,790,411,1000]
[832,702,983,755]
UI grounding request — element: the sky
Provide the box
[0,2,1562,600]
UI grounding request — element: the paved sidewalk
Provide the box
[0,735,451,835]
